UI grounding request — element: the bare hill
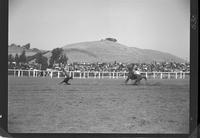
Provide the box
[44,40,185,63]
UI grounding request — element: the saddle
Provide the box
[128,72,138,80]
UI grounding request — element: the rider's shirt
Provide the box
[134,70,140,75]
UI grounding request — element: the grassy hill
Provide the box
[44,40,185,63]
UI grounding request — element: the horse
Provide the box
[59,76,73,85]
[59,67,73,85]
[125,72,147,85]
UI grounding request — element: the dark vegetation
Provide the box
[8,44,68,70]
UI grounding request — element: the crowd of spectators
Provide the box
[8,61,190,73]
[8,62,40,70]
[66,61,190,72]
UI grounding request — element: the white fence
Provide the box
[8,69,190,79]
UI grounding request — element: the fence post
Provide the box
[180,72,182,79]
[183,72,185,79]
[160,73,162,79]
[18,70,20,77]
[58,71,60,78]
[145,72,148,79]
[153,72,155,79]
[14,69,16,77]
[168,73,170,79]
[175,72,177,79]
[50,71,53,78]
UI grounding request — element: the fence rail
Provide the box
[8,69,190,79]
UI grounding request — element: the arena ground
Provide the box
[8,76,189,133]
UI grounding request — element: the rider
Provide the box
[134,68,141,75]
[59,65,73,85]
[127,64,134,73]
[133,67,141,78]
[60,64,69,77]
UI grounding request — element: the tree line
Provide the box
[8,48,68,70]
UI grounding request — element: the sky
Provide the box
[9,0,190,60]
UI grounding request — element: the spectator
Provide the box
[8,59,190,73]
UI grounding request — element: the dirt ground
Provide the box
[8,76,189,133]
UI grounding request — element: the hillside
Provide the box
[43,40,185,63]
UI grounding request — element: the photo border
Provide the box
[0,0,198,137]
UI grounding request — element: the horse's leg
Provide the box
[64,81,70,85]
[59,81,64,84]
[125,77,129,84]
[133,79,137,85]
[134,80,137,85]
[143,77,147,84]
[135,76,142,85]
[139,77,143,83]
[137,79,141,85]
[125,79,128,84]
[64,79,71,85]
